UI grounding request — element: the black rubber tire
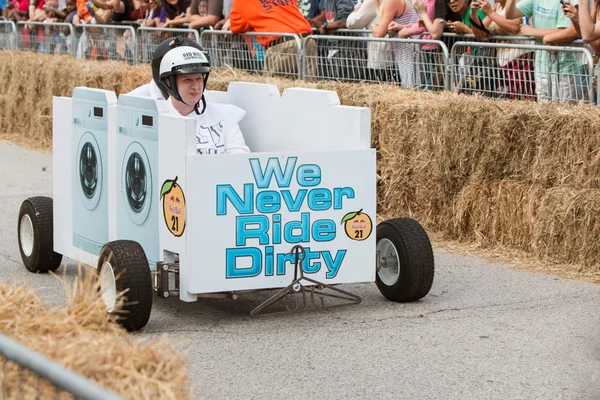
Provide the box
[375,218,435,302]
[17,197,62,273]
[97,240,153,332]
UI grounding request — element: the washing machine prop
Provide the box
[116,95,168,265]
[71,87,117,256]
[17,83,435,333]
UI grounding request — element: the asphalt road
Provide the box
[1,142,599,400]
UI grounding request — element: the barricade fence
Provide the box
[303,34,450,89]
[450,41,595,103]
[73,24,136,64]
[200,30,303,79]
[0,23,598,104]
[0,334,122,400]
[15,21,73,56]
[137,26,200,64]
[0,20,16,51]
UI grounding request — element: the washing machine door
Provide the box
[76,131,103,210]
[122,142,152,225]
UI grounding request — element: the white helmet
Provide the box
[159,45,211,114]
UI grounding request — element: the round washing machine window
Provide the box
[76,131,103,211]
[122,141,152,225]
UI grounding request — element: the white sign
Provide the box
[182,150,377,293]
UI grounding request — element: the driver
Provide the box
[159,44,250,155]
[128,36,201,100]
[130,37,250,155]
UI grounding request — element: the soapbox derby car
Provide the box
[17,83,435,331]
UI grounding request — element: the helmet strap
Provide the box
[194,96,206,115]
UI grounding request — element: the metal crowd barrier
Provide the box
[0,334,122,399]
[200,30,303,79]
[303,34,450,89]
[15,21,73,55]
[0,20,16,51]
[0,24,599,104]
[450,41,595,103]
[137,26,200,64]
[73,23,136,64]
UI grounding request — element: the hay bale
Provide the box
[0,266,189,399]
[533,187,600,266]
[1,52,600,270]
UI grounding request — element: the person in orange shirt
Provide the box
[229,0,317,79]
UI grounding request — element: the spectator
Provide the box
[143,0,166,26]
[578,0,600,50]
[136,0,151,24]
[163,0,191,28]
[346,0,396,81]
[405,0,447,89]
[318,0,356,79]
[471,0,535,99]
[547,0,597,101]
[65,0,77,23]
[214,0,230,28]
[188,0,222,30]
[3,0,29,22]
[505,0,581,102]
[229,0,316,78]
[213,0,230,28]
[27,0,48,26]
[372,0,419,88]
[73,0,92,24]
[299,0,326,28]
[44,0,68,21]
[444,0,487,33]
[0,0,6,16]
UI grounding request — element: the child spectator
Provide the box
[44,0,68,21]
[471,0,535,100]
[65,0,77,22]
[73,0,93,23]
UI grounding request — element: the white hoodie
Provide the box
[129,80,251,155]
[166,99,251,155]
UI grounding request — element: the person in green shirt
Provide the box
[445,0,488,33]
[504,0,581,103]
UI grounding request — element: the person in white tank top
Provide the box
[371,0,419,88]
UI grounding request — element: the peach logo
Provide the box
[341,209,372,241]
[160,176,186,237]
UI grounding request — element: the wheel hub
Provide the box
[100,261,117,313]
[376,238,400,286]
[19,214,34,257]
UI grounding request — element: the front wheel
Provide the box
[375,218,434,302]
[18,196,62,273]
[97,240,153,332]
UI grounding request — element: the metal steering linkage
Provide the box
[250,244,362,317]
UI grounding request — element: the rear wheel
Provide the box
[18,197,62,273]
[375,218,434,302]
[97,240,153,332]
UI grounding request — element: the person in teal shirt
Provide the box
[504,0,581,102]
